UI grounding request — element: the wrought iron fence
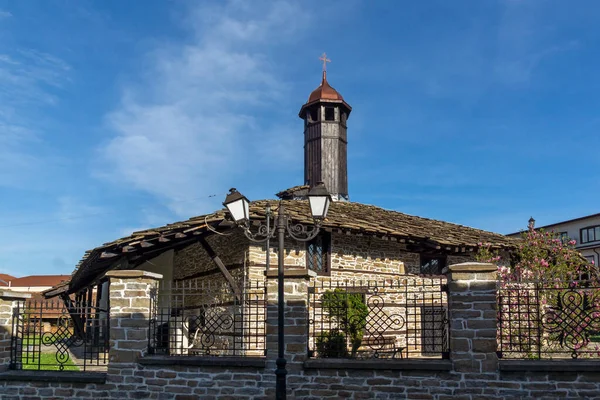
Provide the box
[148,279,266,357]
[10,298,109,371]
[308,277,449,359]
[498,279,600,359]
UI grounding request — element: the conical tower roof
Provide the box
[307,71,345,103]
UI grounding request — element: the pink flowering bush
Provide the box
[477,229,600,359]
[476,229,595,282]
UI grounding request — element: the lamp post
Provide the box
[223,182,331,400]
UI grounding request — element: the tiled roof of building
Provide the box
[48,199,517,297]
[9,275,70,287]
[0,274,16,286]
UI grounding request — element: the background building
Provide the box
[507,214,600,265]
[0,275,70,294]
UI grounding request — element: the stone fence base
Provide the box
[2,361,600,399]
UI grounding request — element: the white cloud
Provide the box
[0,10,12,19]
[100,0,311,217]
[0,50,70,188]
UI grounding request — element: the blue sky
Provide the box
[1,0,599,277]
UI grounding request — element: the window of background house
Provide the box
[581,226,600,244]
[307,232,331,275]
[420,256,446,275]
[324,107,335,121]
[558,232,570,243]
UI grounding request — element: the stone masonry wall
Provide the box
[248,231,475,283]
[248,231,422,280]
[329,233,419,277]
[3,265,600,399]
[4,364,600,399]
[0,291,30,372]
[105,270,161,365]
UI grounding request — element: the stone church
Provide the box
[44,62,515,359]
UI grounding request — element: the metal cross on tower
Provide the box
[319,52,331,72]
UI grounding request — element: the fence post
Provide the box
[105,270,162,372]
[265,269,315,397]
[446,262,498,375]
[0,290,31,372]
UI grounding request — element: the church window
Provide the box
[307,232,331,275]
[308,109,318,123]
[420,256,446,275]
[324,107,335,121]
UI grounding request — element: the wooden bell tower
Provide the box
[298,53,352,202]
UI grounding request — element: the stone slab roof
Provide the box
[275,185,310,199]
[48,200,517,297]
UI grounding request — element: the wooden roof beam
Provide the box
[197,236,242,302]
[122,245,136,253]
[100,251,119,259]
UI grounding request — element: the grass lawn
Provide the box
[21,352,79,371]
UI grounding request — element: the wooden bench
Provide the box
[360,336,405,359]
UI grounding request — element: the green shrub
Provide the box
[321,289,369,357]
[316,330,348,358]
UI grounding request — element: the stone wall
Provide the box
[330,233,419,277]
[105,270,160,365]
[0,291,30,372]
[248,231,424,278]
[3,264,600,399]
[248,231,475,281]
[4,364,600,399]
[248,239,306,269]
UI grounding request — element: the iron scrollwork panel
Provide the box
[542,289,600,358]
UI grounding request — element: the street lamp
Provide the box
[528,216,536,231]
[223,182,331,400]
[223,189,250,224]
